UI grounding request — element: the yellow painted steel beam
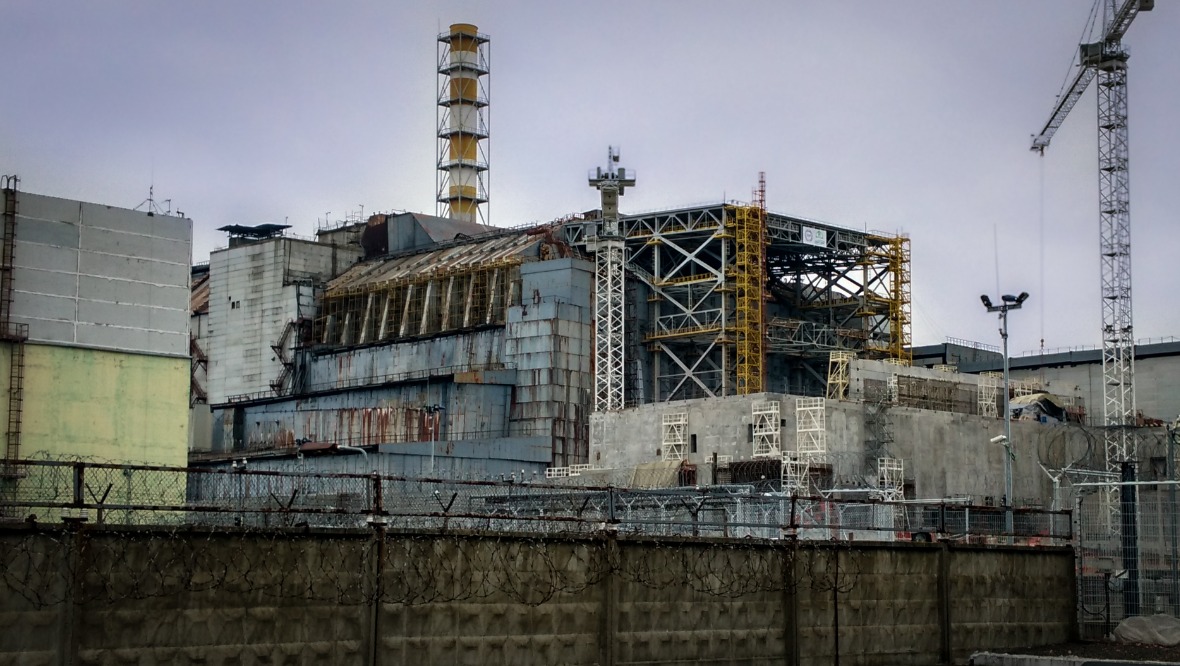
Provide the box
[655,272,718,287]
[643,324,724,342]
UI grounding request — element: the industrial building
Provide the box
[182,166,1145,509]
[187,188,919,476]
[914,338,1180,427]
[191,212,591,476]
[183,19,1175,516]
[0,177,192,471]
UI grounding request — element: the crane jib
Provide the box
[1028,0,1151,153]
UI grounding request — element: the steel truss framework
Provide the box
[1029,0,1152,532]
[618,203,910,402]
[733,175,767,394]
[1096,38,1136,482]
[315,259,519,347]
[589,148,635,412]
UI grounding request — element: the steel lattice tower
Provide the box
[1096,4,1137,481]
[732,174,767,394]
[589,147,635,412]
[1031,0,1152,499]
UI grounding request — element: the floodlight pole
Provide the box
[1001,309,1013,537]
[982,292,1027,537]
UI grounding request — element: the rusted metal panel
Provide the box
[453,369,516,385]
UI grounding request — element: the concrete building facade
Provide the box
[194,214,593,479]
[914,339,1180,425]
[0,184,192,467]
[589,358,1116,508]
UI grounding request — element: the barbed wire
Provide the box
[0,457,1074,614]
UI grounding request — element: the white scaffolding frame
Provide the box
[876,457,905,502]
[978,372,999,418]
[1011,377,1041,398]
[781,456,811,497]
[796,397,826,461]
[661,411,689,461]
[751,400,781,458]
[825,350,855,400]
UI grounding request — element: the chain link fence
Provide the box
[0,459,1071,543]
[1074,480,1180,638]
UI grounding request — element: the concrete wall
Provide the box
[200,257,594,471]
[0,343,189,465]
[12,192,190,357]
[301,329,507,391]
[0,525,1075,666]
[925,340,1180,425]
[206,238,360,404]
[212,381,515,452]
[592,392,1099,506]
[507,258,594,467]
[1008,353,1180,425]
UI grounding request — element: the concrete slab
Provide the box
[17,192,82,225]
[14,239,79,273]
[16,216,80,249]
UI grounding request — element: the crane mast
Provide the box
[1031,0,1152,495]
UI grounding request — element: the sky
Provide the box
[3,1,1178,356]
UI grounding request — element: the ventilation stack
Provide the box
[436,23,490,225]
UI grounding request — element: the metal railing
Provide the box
[0,460,1073,544]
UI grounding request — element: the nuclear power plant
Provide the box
[158,23,1180,517]
[4,10,1180,661]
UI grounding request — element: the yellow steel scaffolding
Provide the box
[865,233,912,365]
[732,174,767,394]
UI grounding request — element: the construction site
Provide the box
[178,22,1177,515]
[3,5,1180,662]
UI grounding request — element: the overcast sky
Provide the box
[3,1,1178,355]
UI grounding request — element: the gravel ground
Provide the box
[1008,641,1180,663]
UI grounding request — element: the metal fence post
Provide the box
[1073,493,1084,637]
[607,486,617,525]
[70,462,84,510]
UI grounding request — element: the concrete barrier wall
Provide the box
[0,525,1075,665]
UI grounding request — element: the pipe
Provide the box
[337,444,372,473]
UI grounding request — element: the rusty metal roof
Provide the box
[325,230,541,295]
[408,213,496,244]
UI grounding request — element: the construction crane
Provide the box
[1030,0,1153,485]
